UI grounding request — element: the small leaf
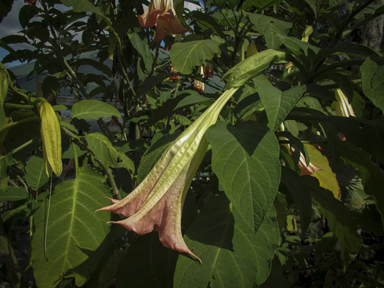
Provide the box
[246,13,293,49]
[71,100,121,120]
[206,121,281,232]
[86,132,134,172]
[174,194,280,288]
[170,40,221,74]
[259,84,306,131]
[25,156,49,191]
[0,186,28,202]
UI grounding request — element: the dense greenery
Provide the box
[0,0,384,287]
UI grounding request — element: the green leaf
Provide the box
[260,257,290,288]
[340,141,384,227]
[128,32,153,73]
[170,40,221,74]
[281,167,312,232]
[76,59,112,77]
[85,133,134,172]
[174,93,211,111]
[60,0,121,51]
[259,84,306,131]
[0,186,28,202]
[71,100,120,120]
[274,34,320,56]
[302,176,363,262]
[25,156,49,191]
[174,194,280,288]
[246,13,293,49]
[222,49,286,89]
[206,121,281,232]
[243,0,279,10]
[191,11,226,38]
[32,167,112,288]
[361,57,384,113]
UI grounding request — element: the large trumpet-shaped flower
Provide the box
[138,0,189,42]
[97,88,238,263]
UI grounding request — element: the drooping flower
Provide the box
[24,0,36,6]
[138,0,189,43]
[298,153,321,176]
[203,62,215,78]
[40,102,62,176]
[246,42,258,58]
[97,88,238,263]
[193,65,205,94]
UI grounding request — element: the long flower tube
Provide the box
[97,88,238,263]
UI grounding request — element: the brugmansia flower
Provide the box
[138,0,189,42]
[299,153,321,176]
[40,102,62,176]
[97,88,238,263]
[334,88,355,117]
[246,42,258,58]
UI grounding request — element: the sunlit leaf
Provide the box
[32,167,111,288]
[207,121,280,232]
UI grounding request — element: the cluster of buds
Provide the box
[193,62,215,93]
[169,63,181,81]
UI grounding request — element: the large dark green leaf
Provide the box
[206,121,280,232]
[32,167,112,288]
[174,194,279,288]
[361,57,384,113]
[25,156,49,191]
[302,176,363,262]
[71,100,120,120]
[281,167,312,232]
[170,40,221,74]
[246,13,292,49]
[222,49,286,89]
[259,84,306,131]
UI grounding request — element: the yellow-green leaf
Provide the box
[305,144,341,199]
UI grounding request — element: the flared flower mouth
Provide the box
[138,0,189,42]
[97,88,238,263]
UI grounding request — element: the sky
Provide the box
[0,1,202,68]
[0,0,28,67]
